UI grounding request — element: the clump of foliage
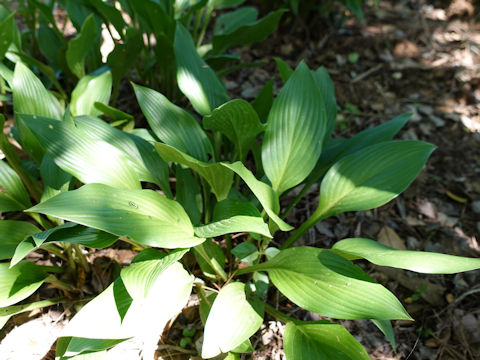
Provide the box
[0,1,479,360]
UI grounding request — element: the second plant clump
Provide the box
[1,13,480,360]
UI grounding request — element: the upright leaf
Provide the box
[0,160,31,211]
[0,221,39,260]
[274,57,294,83]
[28,183,202,248]
[70,71,112,117]
[174,23,229,115]
[262,62,327,194]
[66,14,97,78]
[312,67,337,142]
[175,166,202,224]
[202,282,264,358]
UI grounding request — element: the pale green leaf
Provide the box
[0,220,39,260]
[312,67,337,142]
[0,160,31,211]
[21,114,140,190]
[333,238,480,274]
[28,183,202,248]
[202,282,264,358]
[262,61,328,194]
[372,319,396,350]
[133,83,213,161]
[66,14,97,78]
[248,247,411,320]
[193,239,226,279]
[71,71,112,117]
[155,142,233,201]
[203,99,264,162]
[194,215,271,238]
[174,23,229,115]
[284,321,370,360]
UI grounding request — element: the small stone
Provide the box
[429,114,446,127]
[461,314,479,332]
[315,222,334,237]
[392,72,403,80]
[241,87,260,99]
[446,293,455,303]
[224,80,238,90]
[472,200,480,214]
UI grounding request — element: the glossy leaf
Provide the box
[0,261,48,308]
[0,160,31,211]
[202,282,264,358]
[12,223,117,267]
[194,239,226,279]
[247,247,411,320]
[312,67,337,142]
[203,99,264,161]
[155,143,233,200]
[262,62,327,194]
[314,140,435,220]
[221,162,292,231]
[194,215,271,238]
[333,238,480,274]
[74,115,171,195]
[174,23,229,115]
[66,14,97,78]
[22,115,140,190]
[70,71,112,117]
[28,183,202,248]
[284,321,370,360]
[133,83,213,162]
[0,221,39,260]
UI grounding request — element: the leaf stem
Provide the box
[281,209,326,249]
[45,274,76,292]
[264,303,295,323]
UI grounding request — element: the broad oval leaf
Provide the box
[0,261,48,307]
[249,247,411,320]
[174,23,229,115]
[0,220,39,260]
[284,321,370,360]
[133,83,213,162]
[261,62,328,194]
[315,140,435,220]
[194,215,271,238]
[21,114,140,190]
[155,142,233,201]
[28,183,203,248]
[221,162,292,231]
[71,71,112,117]
[332,238,480,274]
[66,14,97,79]
[213,198,262,221]
[0,160,31,211]
[203,99,264,162]
[202,282,264,358]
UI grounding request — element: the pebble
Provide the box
[472,200,480,214]
[241,87,260,99]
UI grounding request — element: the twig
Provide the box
[352,63,383,83]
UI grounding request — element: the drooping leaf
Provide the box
[332,238,480,274]
[202,282,264,358]
[21,115,140,190]
[262,62,328,194]
[0,160,32,211]
[70,71,112,117]
[86,0,127,36]
[0,221,39,260]
[232,242,258,264]
[11,222,118,267]
[174,23,229,115]
[203,99,264,162]
[246,247,411,320]
[155,143,233,201]
[28,183,202,248]
[221,162,292,231]
[372,319,396,350]
[0,261,48,308]
[194,215,271,238]
[133,83,213,162]
[284,321,370,360]
[314,140,435,220]
[66,14,97,78]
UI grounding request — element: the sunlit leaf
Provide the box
[194,215,271,238]
[0,220,39,260]
[70,71,112,117]
[0,160,31,211]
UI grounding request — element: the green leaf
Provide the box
[211,9,286,55]
[232,242,258,264]
[0,261,48,307]
[213,198,261,221]
[174,23,229,115]
[262,62,328,194]
[74,115,171,195]
[213,6,258,35]
[155,142,233,201]
[133,83,213,162]
[248,247,411,320]
[203,99,264,162]
[0,220,39,260]
[66,14,97,79]
[86,0,126,36]
[274,57,294,83]
[193,239,226,279]
[332,238,480,274]
[12,62,62,162]
[0,13,15,61]
[202,282,264,358]
[70,71,112,117]
[0,160,32,211]
[314,140,435,220]
[251,79,273,123]
[372,319,396,350]
[221,162,292,231]
[284,321,370,360]
[58,256,193,358]
[28,183,202,248]
[11,223,118,267]
[21,115,140,190]
[312,67,337,142]
[194,215,271,238]
[175,166,202,224]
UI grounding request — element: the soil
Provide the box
[1,0,480,359]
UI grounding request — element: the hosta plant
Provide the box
[1,54,480,360]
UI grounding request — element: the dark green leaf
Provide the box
[251,79,274,123]
[0,160,32,211]
[213,7,258,35]
[0,221,39,260]
[274,57,294,83]
[193,239,226,279]
[66,14,97,78]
